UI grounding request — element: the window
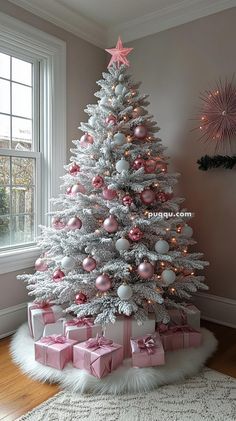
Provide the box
[0,12,66,274]
[0,52,40,250]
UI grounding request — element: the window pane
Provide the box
[12,83,32,118]
[0,114,10,148]
[12,57,32,86]
[0,215,10,248]
[0,53,10,79]
[0,187,10,215]
[11,214,35,246]
[12,187,34,214]
[12,157,34,186]
[0,156,10,184]
[12,117,32,150]
[0,79,10,114]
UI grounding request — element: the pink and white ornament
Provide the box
[128,227,143,242]
[75,292,87,304]
[80,132,94,148]
[67,216,82,230]
[71,183,85,195]
[69,163,80,175]
[122,195,133,206]
[132,156,145,170]
[102,187,117,200]
[95,273,112,291]
[53,268,65,282]
[145,159,156,174]
[105,114,117,126]
[140,189,155,205]
[35,258,48,272]
[92,175,104,188]
[82,256,97,272]
[103,215,118,233]
[137,262,154,279]
[134,125,147,140]
[52,216,65,230]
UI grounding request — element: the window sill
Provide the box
[0,246,40,275]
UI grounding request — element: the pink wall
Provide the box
[129,7,236,300]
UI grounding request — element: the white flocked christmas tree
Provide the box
[19,37,208,327]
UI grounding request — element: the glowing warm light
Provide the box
[166,228,170,232]
[171,237,176,243]
[157,275,161,279]
[124,150,130,156]
[170,288,175,293]
[147,300,152,304]
[191,271,195,276]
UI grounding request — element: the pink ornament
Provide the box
[103,215,118,233]
[105,114,117,125]
[137,262,154,279]
[75,292,87,304]
[35,258,48,272]
[69,163,80,175]
[140,189,155,204]
[66,186,72,195]
[53,268,65,282]
[92,175,104,188]
[128,227,143,242]
[132,107,144,118]
[95,274,112,291]
[122,195,133,206]
[102,187,117,200]
[132,156,145,170]
[52,216,65,230]
[134,125,147,140]
[156,192,168,203]
[145,159,156,173]
[71,183,85,195]
[82,256,97,272]
[67,216,82,230]
[80,132,94,148]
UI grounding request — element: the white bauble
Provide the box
[115,83,124,96]
[61,256,76,270]
[115,238,130,251]
[88,116,96,126]
[161,269,176,286]
[122,86,128,94]
[117,284,133,300]
[99,97,107,106]
[118,74,124,82]
[113,132,126,145]
[155,240,169,254]
[182,225,193,238]
[116,158,130,172]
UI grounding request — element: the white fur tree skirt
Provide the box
[10,323,217,395]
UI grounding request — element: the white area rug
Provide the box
[17,368,236,421]
[11,323,218,395]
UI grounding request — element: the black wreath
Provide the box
[197,155,236,170]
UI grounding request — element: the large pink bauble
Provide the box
[66,186,72,195]
[122,195,133,206]
[52,216,65,230]
[71,183,85,195]
[132,156,145,170]
[82,256,97,272]
[103,215,118,233]
[53,268,65,281]
[137,262,154,279]
[80,132,94,148]
[67,216,82,230]
[75,292,87,304]
[95,274,112,291]
[69,163,80,175]
[102,187,117,200]
[140,189,156,204]
[105,114,117,125]
[145,159,156,174]
[134,125,147,140]
[92,175,104,188]
[35,258,48,272]
[128,227,143,242]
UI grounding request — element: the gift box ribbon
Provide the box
[158,324,196,349]
[39,335,67,365]
[83,335,116,377]
[28,302,55,336]
[136,335,157,355]
[85,334,113,350]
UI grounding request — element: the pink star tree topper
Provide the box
[105,36,133,68]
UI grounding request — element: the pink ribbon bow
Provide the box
[32,301,52,309]
[157,323,169,333]
[66,318,93,327]
[41,334,66,345]
[85,334,113,350]
[137,335,156,355]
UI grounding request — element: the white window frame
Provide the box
[0,12,66,274]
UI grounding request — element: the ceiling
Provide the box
[9,0,236,48]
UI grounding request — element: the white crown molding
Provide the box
[8,0,106,48]
[7,0,236,48]
[194,292,236,328]
[0,302,27,338]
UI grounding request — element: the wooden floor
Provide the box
[0,320,235,421]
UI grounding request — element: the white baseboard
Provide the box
[193,292,236,329]
[0,302,27,339]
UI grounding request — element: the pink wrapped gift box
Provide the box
[63,317,102,342]
[73,335,123,378]
[28,302,63,341]
[104,315,155,358]
[159,325,202,352]
[131,333,165,368]
[35,334,77,370]
[168,305,200,330]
